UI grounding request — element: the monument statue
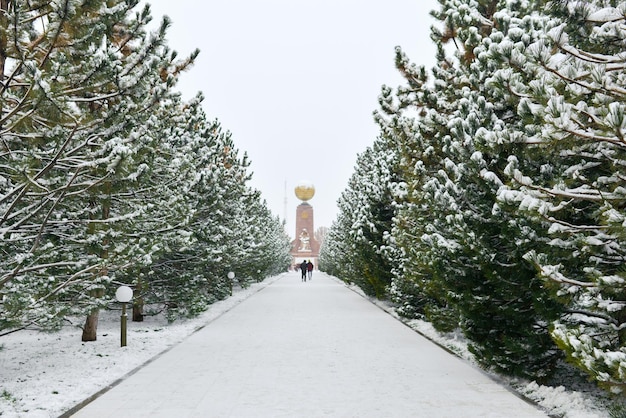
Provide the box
[290,180,319,268]
[298,229,311,251]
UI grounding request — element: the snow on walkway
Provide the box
[66,272,547,417]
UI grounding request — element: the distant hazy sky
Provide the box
[142,0,438,238]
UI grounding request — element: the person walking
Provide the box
[307,260,313,280]
[300,260,308,282]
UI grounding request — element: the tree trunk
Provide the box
[0,0,7,73]
[82,192,111,341]
[132,277,143,321]
[1,0,8,134]
[132,302,144,322]
[82,307,99,341]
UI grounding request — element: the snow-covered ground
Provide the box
[0,276,280,418]
[0,273,617,417]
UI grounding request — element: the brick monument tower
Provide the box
[291,181,319,268]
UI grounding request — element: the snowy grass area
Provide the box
[0,274,623,418]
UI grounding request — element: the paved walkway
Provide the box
[67,272,547,417]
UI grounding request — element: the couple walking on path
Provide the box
[300,259,313,281]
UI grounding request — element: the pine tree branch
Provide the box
[564,308,619,326]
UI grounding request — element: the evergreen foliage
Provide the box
[319,136,400,299]
[491,1,626,394]
[378,0,564,380]
[0,0,290,337]
[323,0,626,390]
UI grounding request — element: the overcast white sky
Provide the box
[142,0,438,238]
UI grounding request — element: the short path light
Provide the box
[227,271,235,295]
[115,285,133,347]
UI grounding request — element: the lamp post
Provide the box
[115,285,133,347]
[227,271,235,296]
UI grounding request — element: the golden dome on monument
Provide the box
[295,181,315,202]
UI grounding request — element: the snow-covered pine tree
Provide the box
[318,214,352,278]
[110,92,207,322]
[495,0,626,393]
[233,193,292,281]
[137,102,291,320]
[374,74,453,322]
[243,201,292,279]
[319,136,400,299]
[1,0,291,338]
[0,0,198,338]
[319,171,359,280]
[379,0,565,379]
